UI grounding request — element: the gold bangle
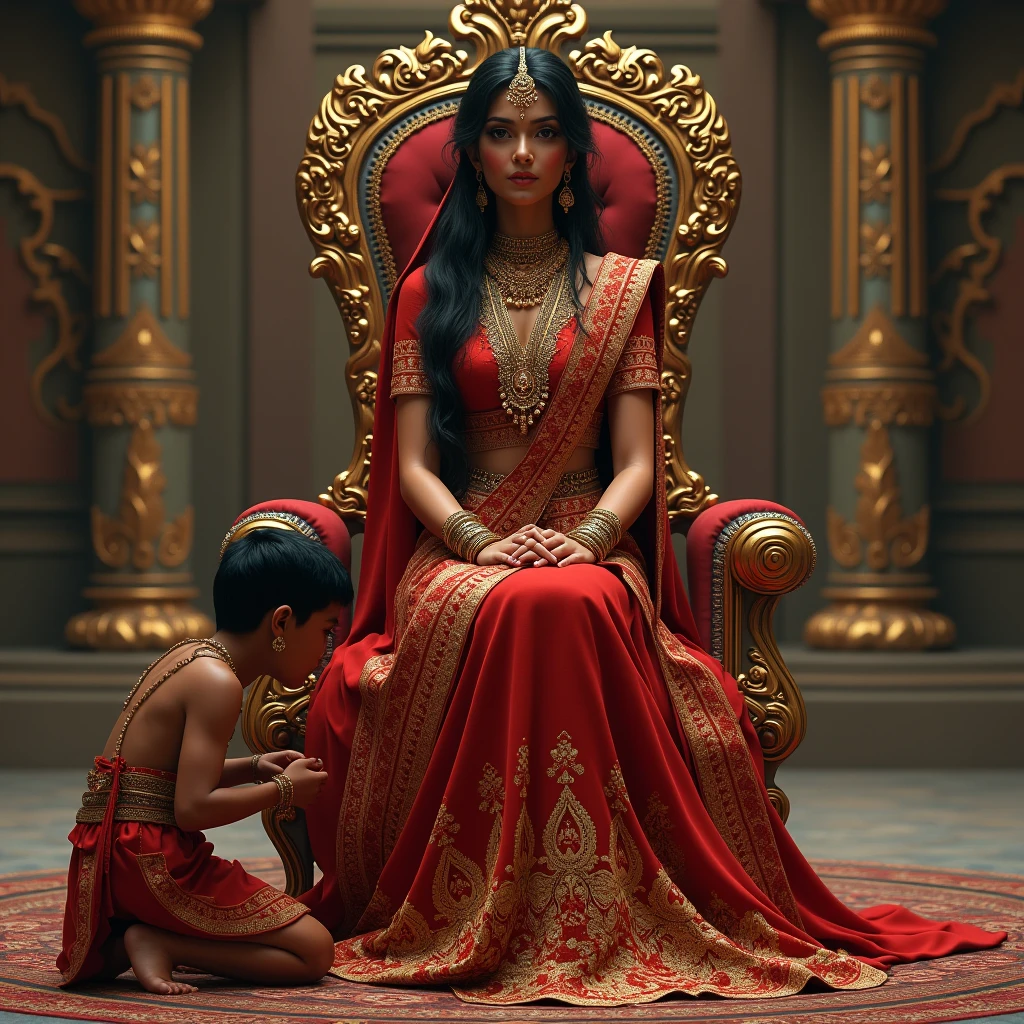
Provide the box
[271,772,295,820]
[251,752,263,784]
[442,510,499,562]
[567,508,622,561]
[468,529,501,564]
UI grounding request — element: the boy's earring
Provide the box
[476,169,488,212]
[272,636,286,653]
[558,168,574,214]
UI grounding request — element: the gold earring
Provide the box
[558,168,574,214]
[272,636,286,653]
[475,169,488,212]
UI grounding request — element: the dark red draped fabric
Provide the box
[301,182,1004,1006]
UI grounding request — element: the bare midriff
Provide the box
[469,443,597,477]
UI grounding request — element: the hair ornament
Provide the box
[219,511,322,560]
[506,46,538,120]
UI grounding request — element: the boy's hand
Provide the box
[283,757,329,807]
[257,750,305,780]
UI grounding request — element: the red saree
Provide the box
[301,206,1004,1006]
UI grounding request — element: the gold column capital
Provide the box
[73,0,213,50]
[808,0,947,50]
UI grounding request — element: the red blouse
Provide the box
[390,259,659,450]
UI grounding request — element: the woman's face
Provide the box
[472,87,572,210]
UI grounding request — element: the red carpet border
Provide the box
[0,859,1021,1024]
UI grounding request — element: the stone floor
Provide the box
[1,768,1022,1024]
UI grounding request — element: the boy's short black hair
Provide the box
[213,529,353,633]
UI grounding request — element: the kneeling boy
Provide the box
[58,518,352,994]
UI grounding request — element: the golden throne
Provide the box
[242,0,817,896]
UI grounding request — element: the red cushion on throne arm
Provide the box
[378,116,661,279]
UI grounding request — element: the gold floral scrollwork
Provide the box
[83,384,198,428]
[129,75,161,111]
[826,421,929,571]
[450,0,588,55]
[860,75,891,111]
[859,220,892,277]
[128,144,161,203]
[0,74,91,423]
[859,144,891,204]
[91,422,194,570]
[127,219,161,278]
[929,69,1024,175]
[822,382,936,427]
[931,162,1024,423]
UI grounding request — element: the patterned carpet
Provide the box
[0,859,1021,1024]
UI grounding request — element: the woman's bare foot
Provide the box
[124,924,198,995]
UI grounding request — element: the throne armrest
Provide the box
[686,500,817,821]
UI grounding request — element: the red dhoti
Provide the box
[58,757,307,986]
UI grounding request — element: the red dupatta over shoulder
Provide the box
[302,193,1004,1007]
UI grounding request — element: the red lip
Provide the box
[508,173,538,183]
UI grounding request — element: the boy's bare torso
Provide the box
[101,644,239,774]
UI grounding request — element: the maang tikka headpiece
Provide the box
[506,46,538,120]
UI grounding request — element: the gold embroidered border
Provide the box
[390,337,432,398]
[60,851,98,984]
[608,553,803,928]
[136,853,307,935]
[607,335,659,396]
[336,543,518,934]
[333,742,883,1005]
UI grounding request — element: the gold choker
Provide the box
[484,231,569,309]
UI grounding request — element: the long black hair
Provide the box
[415,47,604,496]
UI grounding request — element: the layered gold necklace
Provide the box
[484,230,569,309]
[481,260,576,434]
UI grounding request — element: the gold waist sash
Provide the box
[76,766,178,827]
[467,466,601,499]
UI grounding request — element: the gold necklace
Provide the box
[481,266,576,433]
[484,232,569,309]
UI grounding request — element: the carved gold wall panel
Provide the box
[930,68,1024,425]
[0,74,92,424]
[299,0,739,529]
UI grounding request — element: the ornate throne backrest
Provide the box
[297,0,741,531]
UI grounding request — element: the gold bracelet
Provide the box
[251,752,263,784]
[271,772,295,820]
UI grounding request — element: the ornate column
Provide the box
[804,0,955,648]
[66,1,214,648]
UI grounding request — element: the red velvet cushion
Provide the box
[686,500,807,656]
[378,114,659,278]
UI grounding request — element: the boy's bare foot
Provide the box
[124,924,198,995]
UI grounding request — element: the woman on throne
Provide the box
[301,46,1002,1006]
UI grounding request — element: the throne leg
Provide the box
[716,512,817,821]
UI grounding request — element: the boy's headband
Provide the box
[219,511,323,560]
[506,46,538,120]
